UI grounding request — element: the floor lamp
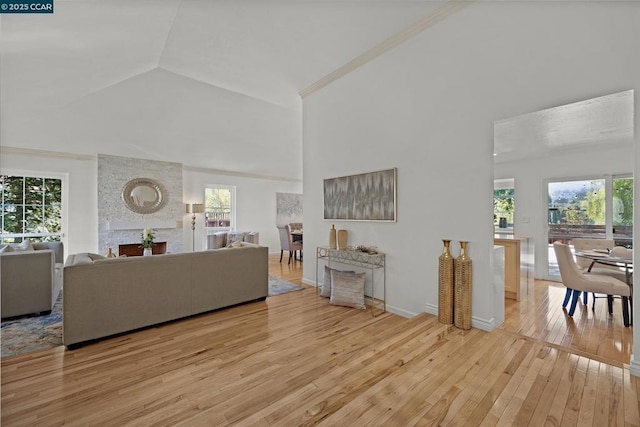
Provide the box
[186,203,204,252]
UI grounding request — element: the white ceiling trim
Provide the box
[299,0,474,98]
[183,165,302,184]
[0,146,97,162]
[0,147,302,183]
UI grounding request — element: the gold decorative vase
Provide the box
[438,240,454,324]
[454,241,472,330]
[106,247,116,258]
[329,224,337,249]
[337,229,348,250]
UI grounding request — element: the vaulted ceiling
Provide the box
[1,0,446,180]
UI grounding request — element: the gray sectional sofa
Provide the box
[63,242,268,347]
[1,241,64,318]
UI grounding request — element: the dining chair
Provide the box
[276,224,303,265]
[554,242,630,327]
[572,238,627,281]
[571,238,631,309]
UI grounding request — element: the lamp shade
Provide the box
[186,203,205,214]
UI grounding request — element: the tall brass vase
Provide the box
[454,241,472,330]
[438,240,454,324]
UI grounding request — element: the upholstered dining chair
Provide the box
[554,242,630,327]
[276,224,303,265]
[571,239,633,308]
[572,238,627,281]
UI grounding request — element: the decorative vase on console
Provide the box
[337,229,348,251]
[329,224,337,249]
[143,248,152,256]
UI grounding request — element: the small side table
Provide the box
[316,246,386,316]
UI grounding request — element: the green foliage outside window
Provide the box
[613,178,633,226]
[1,175,62,243]
[204,187,233,229]
[494,188,515,227]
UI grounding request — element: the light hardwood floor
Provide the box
[1,255,638,426]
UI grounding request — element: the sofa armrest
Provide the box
[33,241,64,264]
[1,250,56,318]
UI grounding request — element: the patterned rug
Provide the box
[1,276,303,358]
[268,275,304,296]
[1,295,63,358]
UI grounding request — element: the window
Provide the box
[204,185,235,233]
[548,179,606,232]
[546,176,633,278]
[494,188,515,229]
[613,176,633,247]
[1,175,62,244]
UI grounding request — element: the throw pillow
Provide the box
[0,245,11,253]
[321,265,355,298]
[226,232,246,245]
[330,270,366,309]
[9,239,34,252]
[209,232,227,249]
[87,253,107,261]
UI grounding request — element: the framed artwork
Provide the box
[276,192,303,225]
[323,168,396,221]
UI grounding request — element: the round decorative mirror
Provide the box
[121,178,168,214]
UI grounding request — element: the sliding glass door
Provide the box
[546,175,632,278]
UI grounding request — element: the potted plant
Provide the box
[140,228,155,256]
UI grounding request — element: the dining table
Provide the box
[575,249,633,324]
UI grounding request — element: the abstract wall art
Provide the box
[323,168,396,221]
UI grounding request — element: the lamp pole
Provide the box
[186,203,204,252]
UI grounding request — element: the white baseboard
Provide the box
[425,303,438,317]
[424,303,495,332]
[630,354,640,377]
[302,277,317,287]
[385,305,416,318]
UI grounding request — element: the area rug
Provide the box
[268,275,304,296]
[1,277,303,358]
[1,295,63,358]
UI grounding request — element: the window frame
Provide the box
[0,170,68,246]
[203,184,236,234]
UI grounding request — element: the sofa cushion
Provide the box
[3,239,34,252]
[65,253,99,267]
[209,232,228,249]
[330,270,366,309]
[244,232,259,244]
[226,232,246,246]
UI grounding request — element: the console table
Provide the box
[315,246,386,316]
[118,242,167,257]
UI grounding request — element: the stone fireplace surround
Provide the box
[97,154,184,257]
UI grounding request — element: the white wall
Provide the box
[302,1,640,332]
[495,143,634,279]
[182,168,302,254]
[0,151,98,257]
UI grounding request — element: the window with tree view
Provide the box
[204,186,234,231]
[1,175,62,244]
[494,188,514,229]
